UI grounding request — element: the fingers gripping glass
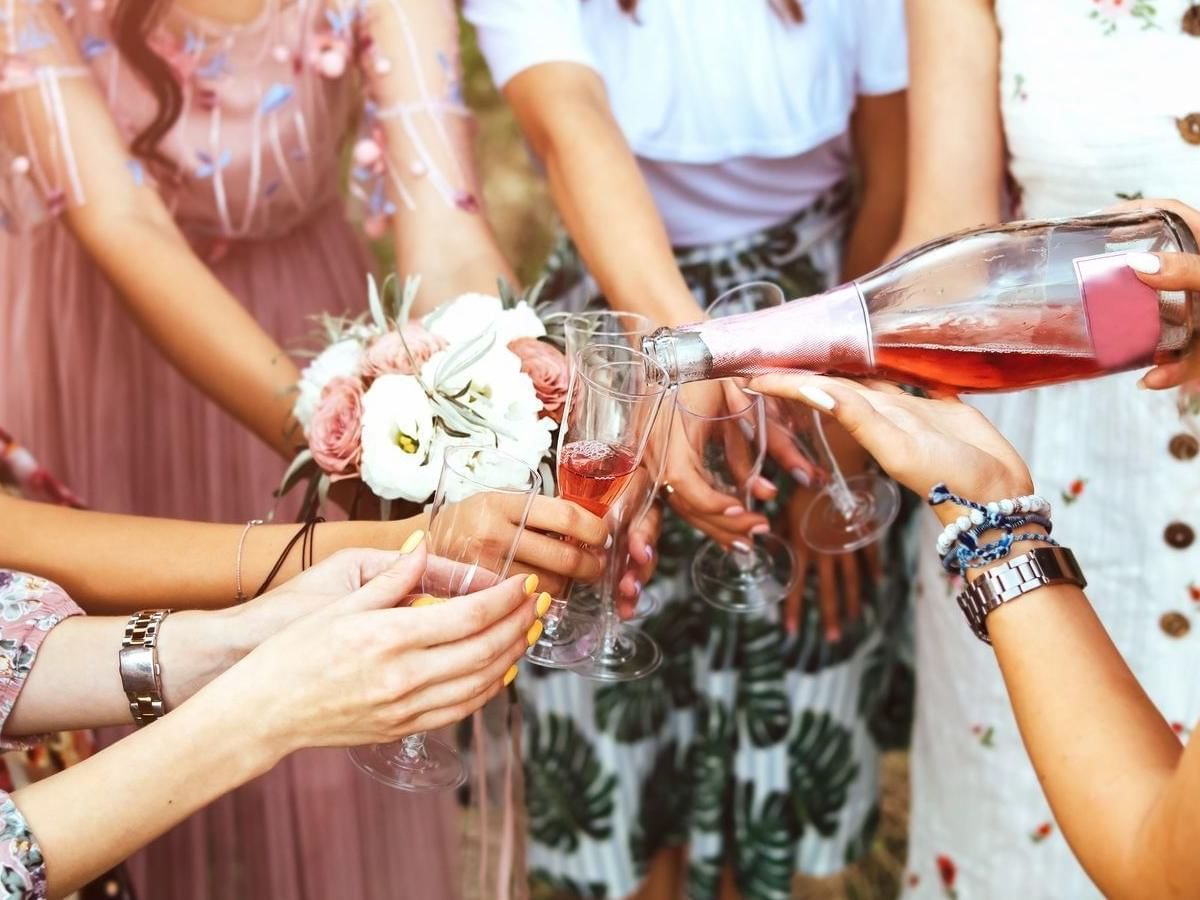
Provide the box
[526,343,670,669]
[706,282,900,553]
[349,445,540,792]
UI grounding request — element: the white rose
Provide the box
[360,374,441,503]
[293,339,365,432]
[422,293,503,344]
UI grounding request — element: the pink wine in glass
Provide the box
[644,209,1199,392]
[557,440,639,518]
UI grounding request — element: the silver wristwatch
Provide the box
[119,609,172,726]
[956,547,1086,644]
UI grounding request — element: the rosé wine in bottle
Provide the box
[557,440,640,518]
[643,209,1199,392]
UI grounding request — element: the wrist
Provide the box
[157,609,242,710]
[929,475,1035,528]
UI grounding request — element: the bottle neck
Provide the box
[643,283,874,384]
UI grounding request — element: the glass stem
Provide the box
[811,408,859,520]
[400,732,429,762]
[541,583,572,638]
[598,516,625,658]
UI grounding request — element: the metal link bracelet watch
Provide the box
[119,609,172,726]
[956,546,1087,644]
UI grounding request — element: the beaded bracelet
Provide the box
[928,483,1058,573]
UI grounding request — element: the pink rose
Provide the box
[308,377,363,476]
[364,325,447,377]
[509,338,569,423]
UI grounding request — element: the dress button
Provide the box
[1177,113,1200,145]
[1161,611,1191,638]
[1165,522,1195,549]
[1170,433,1200,460]
[1184,4,1200,35]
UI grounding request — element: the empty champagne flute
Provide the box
[526,342,670,669]
[349,445,541,791]
[706,282,900,553]
[678,379,796,613]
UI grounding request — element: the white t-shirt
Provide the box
[464,0,908,245]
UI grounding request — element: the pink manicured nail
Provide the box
[825,625,842,643]
[750,523,771,536]
[724,504,746,517]
[756,476,777,494]
[639,545,654,564]
[732,539,752,553]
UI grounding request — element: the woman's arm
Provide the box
[361,0,516,309]
[503,63,702,327]
[0,8,300,458]
[0,492,409,611]
[841,90,907,279]
[12,544,542,898]
[749,372,1197,898]
[895,0,1006,250]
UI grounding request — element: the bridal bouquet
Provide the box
[285,275,568,512]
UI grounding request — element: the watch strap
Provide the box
[120,609,171,726]
[956,546,1086,644]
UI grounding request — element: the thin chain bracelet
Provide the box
[234,519,264,603]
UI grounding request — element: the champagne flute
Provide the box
[526,343,670,669]
[560,310,655,617]
[348,445,541,791]
[572,383,677,681]
[677,379,796,613]
[706,282,900,553]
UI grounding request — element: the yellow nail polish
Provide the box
[400,530,425,554]
[410,595,444,607]
[535,591,552,617]
[503,664,519,686]
[523,574,539,594]
[526,619,544,646]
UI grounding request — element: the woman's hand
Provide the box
[748,374,1032,511]
[1105,198,1200,389]
[226,540,542,753]
[617,498,662,617]
[445,492,608,597]
[653,380,774,548]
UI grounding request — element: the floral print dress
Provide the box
[0,570,85,900]
[904,2,1200,896]
[523,184,914,900]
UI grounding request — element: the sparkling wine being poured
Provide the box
[644,209,1199,391]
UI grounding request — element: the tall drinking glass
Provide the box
[706,282,900,553]
[678,379,795,613]
[561,310,654,617]
[526,343,670,669]
[349,445,541,791]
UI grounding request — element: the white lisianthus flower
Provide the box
[360,374,441,503]
[422,294,546,349]
[293,339,365,432]
[496,301,547,345]
[421,345,556,482]
[422,293,503,344]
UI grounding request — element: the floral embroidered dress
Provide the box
[0,2,479,898]
[0,570,86,900]
[905,2,1200,897]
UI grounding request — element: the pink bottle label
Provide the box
[1073,252,1161,369]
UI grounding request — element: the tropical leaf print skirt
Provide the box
[522,182,914,900]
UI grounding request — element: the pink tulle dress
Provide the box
[0,2,481,897]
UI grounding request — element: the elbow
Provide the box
[504,68,611,164]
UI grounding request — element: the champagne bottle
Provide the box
[643,209,1199,392]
